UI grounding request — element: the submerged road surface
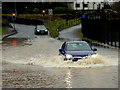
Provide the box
[1,24,119,88]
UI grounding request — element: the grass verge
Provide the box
[44,20,66,38]
[0,27,8,35]
[77,28,83,39]
[45,19,81,38]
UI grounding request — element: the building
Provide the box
[69,0,115,10]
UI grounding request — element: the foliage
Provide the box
[44,19,81,38]
[33,8,40,14]
[54,7,67,14]
[0,27,8,35]
[112,2,120,13]
[2,19,9,26]
[44,20,66,38]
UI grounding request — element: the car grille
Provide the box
[40,31,45,33]
[73,55,88,59]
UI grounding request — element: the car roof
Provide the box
[65,41,88,44]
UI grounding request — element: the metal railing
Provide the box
[57,18,81,32]
[82,18,120,48]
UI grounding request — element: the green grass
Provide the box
[44,19,81,38]
[44,20,66,38]
[58,19,81,31]
[0,27,8,35]
[77,28,83,38]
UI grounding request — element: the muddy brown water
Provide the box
[2,37,119,88]
[2,38,118,67]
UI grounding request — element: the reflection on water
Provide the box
[12,40,17,47]
[2,38,29,48]
[65,69,72,88]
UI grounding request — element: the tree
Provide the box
[33,8,40,14]
[54,7,67,14]
[112,2,120,13]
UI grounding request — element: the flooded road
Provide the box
[2,37,118,88]
[1,23,119,88]
[2,37,118,67]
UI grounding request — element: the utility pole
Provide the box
[66,2,68,24]
[75,0,78,19]
[82,0,86,19]
[83,0,85,14]
[13,0,17,30]
[81,0,85,37]
[25,6,27,18]
[12,13,16,30]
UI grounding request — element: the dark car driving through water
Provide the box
[34,25,49,35]
[59,41,97,61]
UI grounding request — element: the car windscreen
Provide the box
[66,42,92,51]
[37,25,46,30]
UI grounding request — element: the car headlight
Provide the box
[37,30,40,32]
[45,30,48,32]
[65,54,73,59]
[82,56,88,59]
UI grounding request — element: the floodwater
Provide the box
[2,37,118,88]
[1,22,119,88]
[2,37,118,68]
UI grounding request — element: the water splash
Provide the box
[3,38,118,68]
[41,54,110,68]
[23,54,114,68]
[3,52,118,68]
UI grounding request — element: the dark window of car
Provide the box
[66,42,92,51]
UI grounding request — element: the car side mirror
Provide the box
[59,49,65,54]
[93,48,97,51]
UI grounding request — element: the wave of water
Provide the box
[3,38,118,68]
[5,53,118,68]
[37,54,112,68]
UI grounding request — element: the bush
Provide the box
[54,7,67,14]
[44,20,66,38]
[2,19,9,26]
[33,8,40,14]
